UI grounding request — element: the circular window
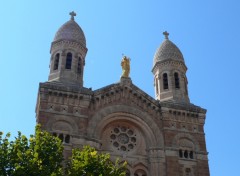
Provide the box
[128,144,134,149]
[110,134,116,140]
[120,146,127,151]
[118,134,129,144]
[114,128,120,133]
[113,141,119,147]
[128,130,133,136]
[110,125,137,152]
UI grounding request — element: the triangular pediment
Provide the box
[91,78,160,116]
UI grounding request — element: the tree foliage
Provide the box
[0,126,127,176]
[67,146,127,176]
[0,125,64,176]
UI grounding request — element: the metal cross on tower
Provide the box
[163,31,169,39]
[69,11,76,20]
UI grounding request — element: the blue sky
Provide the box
[1,1,240,175]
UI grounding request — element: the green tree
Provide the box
[0,126,126,176]
[0,131,11,176]
[67,146,127,176]
[0,125,64,176]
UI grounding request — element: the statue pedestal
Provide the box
[120,77,132,86]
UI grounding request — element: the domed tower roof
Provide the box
[153,31,184,65]
[152,31,189,103]
[49,12,88,87]
[53,11,86,47]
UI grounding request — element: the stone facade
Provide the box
[35,13,210,176]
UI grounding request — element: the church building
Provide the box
[35,12,210,176]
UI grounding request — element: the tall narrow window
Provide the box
[53,53,59,70]
[184,77,188,95]
[174,72,180,88]
[58,134,64,142]
[189,151,194,159]
[179,149,183,158]
[65,52,72,69]
[77,57,81,74]
[65,135,70,143]
[184,150,188,158]
[163,73,168,90]
[155,78,159,94]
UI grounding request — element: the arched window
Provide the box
[179,138,195,160]
[65,52,72,69]
[163,73,168,90]
[77,57,81,74]
[184,150,188,158]
[53,53,60,70]
[174,72,180,88]
[58,134,64,142]
[134,169,147,176]
[189,151,194,159]
[179,149,183,158]
[65,135,70,143]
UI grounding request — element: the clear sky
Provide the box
[0,1,240,175]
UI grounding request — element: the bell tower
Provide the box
[48,11,87,87]
[152,31,189,103]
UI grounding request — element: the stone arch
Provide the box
[160,68,171,74]
[45,115,78,135]
[133,162,148,170]
[64,48,75,54]
[130,162,148,176]
[124,162,149,176]
[179,138,194,149]
[134,169,148,176]
[52,49,63,58]
[87,105,164,148]
[172,133,200,151]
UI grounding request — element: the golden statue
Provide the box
[121,55,130,78]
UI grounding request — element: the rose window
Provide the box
[118,134,129,144]
[110,126,137,152]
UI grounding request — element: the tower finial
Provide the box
[69,11,76,20]
[163,31,169,39]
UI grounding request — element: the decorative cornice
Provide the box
[160,100,206,113]
[40,81,93,95]
[50,40,88,54]
[152,59,187,73]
